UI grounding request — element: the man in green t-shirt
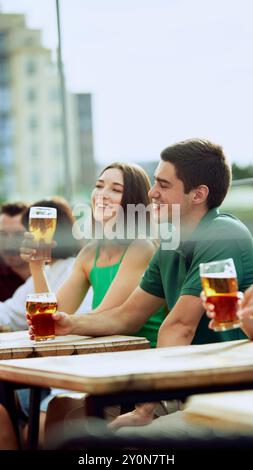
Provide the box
[46,138,253,427]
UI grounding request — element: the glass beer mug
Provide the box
[29,206,57,262]
[26,292,57,341]
[200,258,243,331]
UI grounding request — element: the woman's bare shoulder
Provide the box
[76,241,98,264]
[124,239,159,260]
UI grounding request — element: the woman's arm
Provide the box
[29,260,90,314]
[21,233,92,314]
[29,262,50,292]
[55,250,91,314]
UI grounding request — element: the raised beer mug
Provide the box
[200,258,243,331]
[29,206,57,262]
[26,292,57,341]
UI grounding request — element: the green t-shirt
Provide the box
[140,208,253,344]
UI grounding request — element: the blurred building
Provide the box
[69,93,96,194]
[0,13,95,202]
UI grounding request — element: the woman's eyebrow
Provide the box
[97,179,123,187]
[112,182,124,187]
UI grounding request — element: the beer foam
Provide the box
[200,272,236,278]
[26,292,57,302]
[29,207,57,218]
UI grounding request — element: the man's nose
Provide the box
[148,184,160,199]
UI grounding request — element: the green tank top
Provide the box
[89,245,167,348]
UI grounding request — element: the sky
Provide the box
[1,0,253,166]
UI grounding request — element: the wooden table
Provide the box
[1,338,253,448]
[1,338,253,393]
[0,330,149,359]
[0,330,149,449]
[184,389,253,431]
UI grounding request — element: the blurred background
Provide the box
[0,0,252,231]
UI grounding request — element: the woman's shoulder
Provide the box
[75,241,98,265]
[124,239,159,260]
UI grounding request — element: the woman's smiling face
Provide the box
[91,167,124,223]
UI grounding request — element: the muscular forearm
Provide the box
[70,305,132,336]
[74,299,146,336]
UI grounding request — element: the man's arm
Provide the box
[52,292,202,340]
[48,287,165,337]
[71,287,165,336]
[157,294,204,347]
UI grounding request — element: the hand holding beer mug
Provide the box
[26,292,57,341]
[29,207,57,262]
[200,258,243,331]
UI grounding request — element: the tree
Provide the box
[232,163,253,180]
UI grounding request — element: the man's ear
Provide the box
[192,185,209,205]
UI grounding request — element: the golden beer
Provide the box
[201,275,238,297]
[29,207,57,261]
[200,259,242,331]
[26,292,57,341]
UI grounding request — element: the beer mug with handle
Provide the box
[200,258,243,331]
[29,206,57,262]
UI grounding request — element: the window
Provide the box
[25,36,35,47]
[28,115,38,130]
[25,59,37,75]
[51,116,62,129]
[52,143,62,158]
[27,88,37,102]
[0,32,6,53]
[0,60,10,83]
[0,145,13,165]
[49,87,60,102]
[0,116,13,140]
[0,87,11,111]
[30,143,39,159]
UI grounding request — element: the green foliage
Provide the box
[230,209,253,235]
[232,163,253,180]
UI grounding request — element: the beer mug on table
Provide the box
[200,258,243,331]
[26,292,57,341]
[29,207,57,261]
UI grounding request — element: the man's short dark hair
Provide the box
[0,203,28,217]
[161,139,232,208]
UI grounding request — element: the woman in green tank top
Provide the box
[24,162,167,347]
